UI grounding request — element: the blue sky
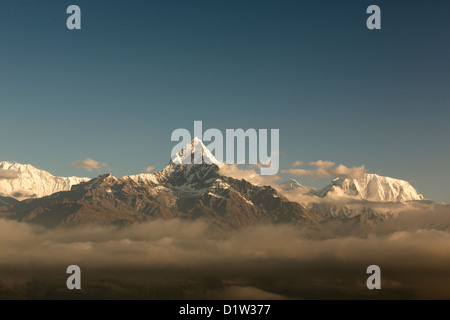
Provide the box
[0,1,449,202]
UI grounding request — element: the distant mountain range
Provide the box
[278,174,430,223]
[0,161,89,200]
[0,139,320,228]
[312,174,424,201]
[0,139,437,228]
[279,174,424,201]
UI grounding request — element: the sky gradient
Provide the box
[0,1,449,202]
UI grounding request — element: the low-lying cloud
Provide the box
[2,215,450,268]
[0,208,450,299]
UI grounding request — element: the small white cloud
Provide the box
[308,160,335,169]
[71,158,107,172]
[328,164,366,179]
[292,161,304,168]
[219,165,281,186]
[145,166,155,173]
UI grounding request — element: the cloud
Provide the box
[219,165,281,186]
[329,164,365,179]
[308,160,335,169]
[145,166,155,173]
[282,168,320,177]
[282,161,365,180]
[0,169,19,180]
[292,161,304,168]
[1,214,449,267]
[71,158,107,172]
[1,209,450,299]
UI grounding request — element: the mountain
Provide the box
[275,173,429,225]
[0,161,90,200]
[0,140,322,228]
[279,179,306,191]
[314,173,424,202]
[170,137,220,166]
[0,144,431,228]
[0,196,18,206]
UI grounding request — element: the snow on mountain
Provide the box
[0,139,428,230]
[315,173,424,202]
[124,173,159,185]
[171,137,220,166]
[279,179,306,191]
[124,138,224,187]
[0,161,90,200]
[0,139,321,228]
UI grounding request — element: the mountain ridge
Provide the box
[0,141,320,228]
[0,161,90,200]
[0,142,432,228]
[314,173,424,202]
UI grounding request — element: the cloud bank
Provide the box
[282,160,366,179]
[0,208,450,299]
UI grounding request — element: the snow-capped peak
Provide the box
[1,161,40,174]
[123,173,159,185]
[171,137,220,166]
[0,161,90,200]
[315,173,424,202]
[123,139,222,186]
[279,179,306,190]
[80,173,117,190]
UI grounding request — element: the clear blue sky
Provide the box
[0,1,449,202]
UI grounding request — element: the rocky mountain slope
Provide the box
[0,196,18,206]
[279,179,306,191]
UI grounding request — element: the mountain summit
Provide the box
[0,161,90,200]
[171,137,220,166]
[315,173,424,202]
[279,179,306,191]
[125,138,222,188]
